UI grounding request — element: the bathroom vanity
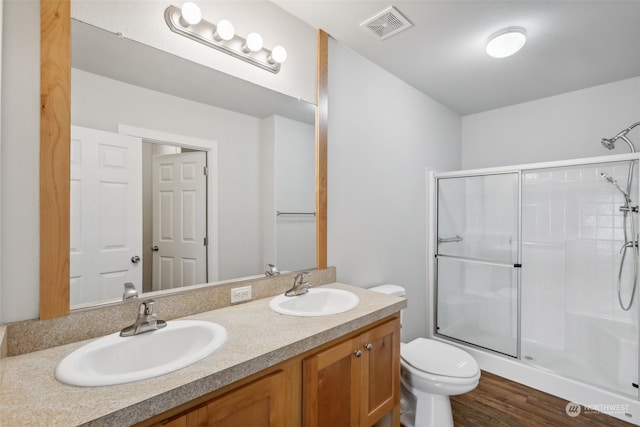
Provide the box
[143,316,399,427]
[0,283,405,426]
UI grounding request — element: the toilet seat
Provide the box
[401,338,478,379]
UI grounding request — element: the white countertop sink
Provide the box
[55,320,227,387]
[269,288,360,317]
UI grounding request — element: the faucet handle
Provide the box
[295,272,313,289]
[296,271,310,283]
[141,300,156,315]
[265,264,280,276]
[122,282,139,301]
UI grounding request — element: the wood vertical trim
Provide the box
[40,0,70,319]
[316,29,328,270]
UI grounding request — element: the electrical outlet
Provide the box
[231,286,252,303]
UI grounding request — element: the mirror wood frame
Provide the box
[39,0,328,319]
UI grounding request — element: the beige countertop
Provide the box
[0,283,405,426]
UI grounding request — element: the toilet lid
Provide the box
[401,338,478,378]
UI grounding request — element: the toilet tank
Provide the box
[369,285,406,336]
[369,284,406,298]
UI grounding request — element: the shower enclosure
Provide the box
[434,154,640,399]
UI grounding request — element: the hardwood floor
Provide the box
[450,371,634,426]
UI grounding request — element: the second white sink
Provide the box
[269,288,359,317]
[55,319,227,387]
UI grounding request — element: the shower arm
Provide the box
[615,122,640,140]
[602,121,640,153]
[619,135,637,154]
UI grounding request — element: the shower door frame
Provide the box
[430,152,640,394]
[432,169,523,358]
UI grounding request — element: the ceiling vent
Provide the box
[360,6,413,40]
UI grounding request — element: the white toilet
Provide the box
[369,285,480,427]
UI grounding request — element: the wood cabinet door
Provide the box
[360,319,400,426]
[203,371,285,427]
[151,414,187,427]
[303,338,361,427]
[185,404,208,427]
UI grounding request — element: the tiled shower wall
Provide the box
[521,160,639,349]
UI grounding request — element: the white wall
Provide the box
[1,0,40,322]
[71,0,316,103]
[327,39,462,341]
[462,76,640,169]
[260,115,315,272]
[273,116,315,271]
[260,117,277,270]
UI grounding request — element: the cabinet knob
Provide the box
[354,350,362,358]
[364,343,373,351]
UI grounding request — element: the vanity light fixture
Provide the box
[179,2,202,26]
[486,27,526,58]
[213,19,235,41]
[165,3,287,74]
[243,32,263,53]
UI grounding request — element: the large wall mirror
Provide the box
[40,0,328,318]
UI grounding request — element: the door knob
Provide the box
[151,245,159,252]
[354,350,362,358]
[364,343,373,351]
[131,255,141,263]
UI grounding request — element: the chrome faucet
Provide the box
[265,263,280,277]
[122,282,139,301]
[284,272,312,297]
[120,300,167,337]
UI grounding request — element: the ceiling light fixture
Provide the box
[165,3,287,74]
[486,27,526,58]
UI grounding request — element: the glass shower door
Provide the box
[435,172,520,357]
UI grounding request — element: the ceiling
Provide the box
[274,0,640,115]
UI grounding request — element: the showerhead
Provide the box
[601,172,630,200]
[601,138,616,150]
[601,121,640,153]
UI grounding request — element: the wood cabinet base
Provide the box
[139,315,400,427]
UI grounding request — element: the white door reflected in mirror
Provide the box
[70,126,210,306]
[70,126,143,305]
[151,151,207,291]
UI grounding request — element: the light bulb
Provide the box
[214,20,235,41]
[486,28,526,58]
[243,32,264,53]
[179,2,201,26]
[269,45,287,64]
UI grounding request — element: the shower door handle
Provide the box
[435,254,522,269]
[438,235,463,243]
